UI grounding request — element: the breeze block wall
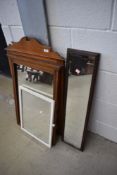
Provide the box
[0,0,117,143]
[0,0,24,44]
[46,0,117,143]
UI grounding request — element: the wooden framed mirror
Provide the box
[63,48,100,150]
[6,37,65,147]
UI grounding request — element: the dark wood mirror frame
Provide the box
[6,37,65,145]
[62,48,100,151]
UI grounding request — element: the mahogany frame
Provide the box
[6,37,65,145]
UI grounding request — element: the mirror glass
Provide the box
[64,49,98,149]
[17,65,54,147]
[17,65,53,97]
[19,86,54,148]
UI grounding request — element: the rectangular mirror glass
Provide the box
[64,49,99,150]
[17,65,53,97]
[19,85,55,148]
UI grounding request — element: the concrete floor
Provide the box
[0,74,117,175]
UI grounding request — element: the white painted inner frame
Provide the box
[19,85,55,148]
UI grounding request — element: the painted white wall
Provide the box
[0,0,24,44]
[0,0,117,143]
[46,0,117,143]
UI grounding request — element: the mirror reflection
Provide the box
[20,87,54,147]
[17,65,53,97]
[17,65,54,147]
[64,51,96,149]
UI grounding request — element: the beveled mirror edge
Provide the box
[62,48,100,151]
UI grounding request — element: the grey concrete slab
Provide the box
[112,0,117,31]
[46,0,112,29]
[0,0,22,26]
[49,26,71,58]
[94,71,117,105]
[17,0,49,45]
[0,75,117,175]
[71,29,117,73]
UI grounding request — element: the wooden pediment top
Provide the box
[6,37,63,61]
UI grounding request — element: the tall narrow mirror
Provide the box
[64,49,100,150]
